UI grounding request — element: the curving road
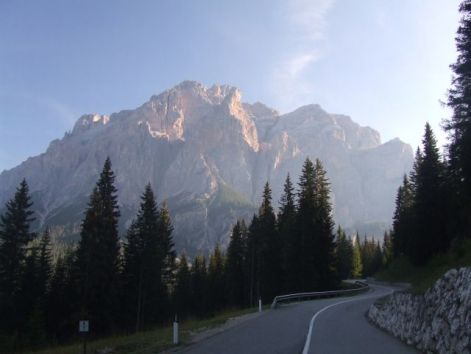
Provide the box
[175,284,419,354]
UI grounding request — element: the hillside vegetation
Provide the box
[376,239,471,293]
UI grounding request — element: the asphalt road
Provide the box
[176,284,419,354]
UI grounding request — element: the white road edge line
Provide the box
[301,285,394,354]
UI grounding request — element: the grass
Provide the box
[375,238,471,294]
[24,307,260,354]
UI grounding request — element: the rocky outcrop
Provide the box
[368,268,471,354]
[0,81,413,255]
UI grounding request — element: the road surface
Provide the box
[175,283,419,354]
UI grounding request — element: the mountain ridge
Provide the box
[0,81,413,255]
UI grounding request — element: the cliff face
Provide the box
[0,81,413,254]
[368,268,471,354]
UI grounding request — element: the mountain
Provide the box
[0,81,413,255]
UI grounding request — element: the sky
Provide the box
[0,0,462,172]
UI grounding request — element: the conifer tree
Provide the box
[207,245,225,312]
[75,158,121,334]
[123,184,170,331]
[351,235,363,278]
[312,159,338,289]
[256,182,281,302]
[190,255,207,317]
[446,0,471,237]
[410,124,447,264]
[46,247,76,341]
[0,179,35,335]
[158,201,176,291]
[335,227,353,280]
[391,175,414,257]
[173,254,191,320]
[37,229,52,303]
[225,220,247,307]
[295,158,317,291]
[17,247,40,340]
[278,174,297,292]
[245,214,259,306]
[382,231,394,266]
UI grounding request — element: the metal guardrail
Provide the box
[271,281,369,309]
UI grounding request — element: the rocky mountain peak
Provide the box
[0,82,414,255]
[72,113,110,134]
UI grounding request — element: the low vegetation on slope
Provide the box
[376,239,471,293]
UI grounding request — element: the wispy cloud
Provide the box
[0,90,76,129]
[271,0,335,112]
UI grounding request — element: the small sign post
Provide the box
[79,320,89,354]
[173,314,179,345]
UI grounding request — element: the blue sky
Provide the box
[0,0,461,172]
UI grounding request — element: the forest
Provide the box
[0,156,388,351]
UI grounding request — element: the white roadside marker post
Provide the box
[258,298,262,312]
[173,314,179,345]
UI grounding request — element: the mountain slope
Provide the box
[0,81,413,254]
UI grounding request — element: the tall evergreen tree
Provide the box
[37,229,52,303]
[173,254,191,320]
[245,214,259,306]
[278,174,297,293]
[0,179,35,335]
[225,220,247,307]
[75,158,121,334]
[351,234,363,278]
[157,201,176,292]
[391,175,415,257]
[256,182,281,302]
[46,247,76,341]
[122,184,171,331]
[382,231,394,266]
[335,227,353,280]
[312,159,338,289]
[207,245,225,313]
[446,0,471,237]
[410,124,447,264]
[295,158,317,291]
[190,255,207,317]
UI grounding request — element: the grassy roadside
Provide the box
[375,239,471,294]
[24,306,260,354]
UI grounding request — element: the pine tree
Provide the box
[391,175,414,258]
[312,159,338,289]
[46,247,76,341]
[446,0,471,237]
[0,179,35,335]
[139,185,168,325]
[336,227,353,280]
[382,231,393,266]
[158,201,176,292]
[75,158,121,334]
[122,184,170,331]
[17,247,40,342]
[410,124,447,264]
[278,174,297,293]
[173,254,191,319]
[256,182,281,303]
[37,229,52,303]
[207,245,225,313]
[190,255,207,317]
[245,214,259,306]
[351,234,363,278]
[295,158,317,291]
[225,220,247,307]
